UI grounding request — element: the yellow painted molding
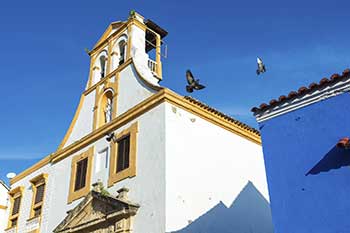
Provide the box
[7,186,24,229]
[67,146,94,203]
[155,33,162,79]
[57,94,86,150]
[163,90,262,145]
[92,73,119,131]
[108,122,138,187]
[87,56,96,89]
[51,88,261,163]
[131,60,163,91]
[126,24,132,60]
[50,89,166,164]
[90,23,128,56]
[10,89,260,187]
[10,156,50,185]
[8,186,24,196]
[93,25,113,50]
[29,173,48,184]
[106,40,113,74]
[90,18,146,57]
[0,205,7,210]
[84,58,132,95]
[29,173,48,219]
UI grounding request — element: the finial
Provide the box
[129,10,136,18]
[84,48,90,55]
[92,181,103,192]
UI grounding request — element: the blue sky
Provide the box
[1,0,350,184]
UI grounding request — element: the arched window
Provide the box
[100,55,107,78]
[118,40,126,65]
[92,50,108,85]
[111,35,128,71]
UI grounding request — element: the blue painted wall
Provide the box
[259,92,350,233]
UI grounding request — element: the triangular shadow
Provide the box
[171,181,273,233]
[306,146,350,176]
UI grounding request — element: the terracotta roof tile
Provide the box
[330,74,341,80]
[337,137,350,149]
[278,95,287,101]
[269,99,278,105]
[287,91,298,98]
[251,68,350,114]
[308,82,318,89]
[319,77,329,85]
[184,96,260,136]
[342,69,350,76]
[298,86,308,94]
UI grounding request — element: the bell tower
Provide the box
[87,11,168,89]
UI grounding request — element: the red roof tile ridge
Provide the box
[184,96,260,136]
[251,68,350,114]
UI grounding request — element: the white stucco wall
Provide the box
[46,103,166,233]
[164,103,269,232]
[0,182,9,232]
[117,64,156,115]
[63,91,95,148]
[6,162,53,233]
[9,103,166,233]
[8,51,163,232]
[107,103,166,233]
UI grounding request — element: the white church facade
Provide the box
[0,180,9,232]
[3,11,272,233]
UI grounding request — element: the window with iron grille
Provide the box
[34,184,45,204]
[116,135,130,172]
[12,196,21,216]
[34,206,42,217]
[74,158,88,191]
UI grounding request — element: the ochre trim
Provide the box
[126,24,132,61]
[29,173,48,184]
[29,173,48,219]
[131,61,163,91]
[92,74,119,131]
[58,94,86,150]
[163,90,261,145]
[108,122,138,187]
[51,89,260,163]
[90,18,146,57]
[107,39,113,74]
[93,25,113,50]
[67,147,94,203]
[7,186,24,229]
[87,56,97,89]
[11,89,261,185]
[84,58,132,96]
[10,156,50,185]
[0,205,7,210]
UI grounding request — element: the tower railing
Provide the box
[147,59,157,74]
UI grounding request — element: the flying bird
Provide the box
[256,57,266,75]
[186,70,206,93]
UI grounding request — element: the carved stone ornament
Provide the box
[53,189,139,233]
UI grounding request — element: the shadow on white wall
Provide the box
[170,181,274,233]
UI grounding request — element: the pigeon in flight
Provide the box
[256,57,266,75]
[186,70,206,93]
